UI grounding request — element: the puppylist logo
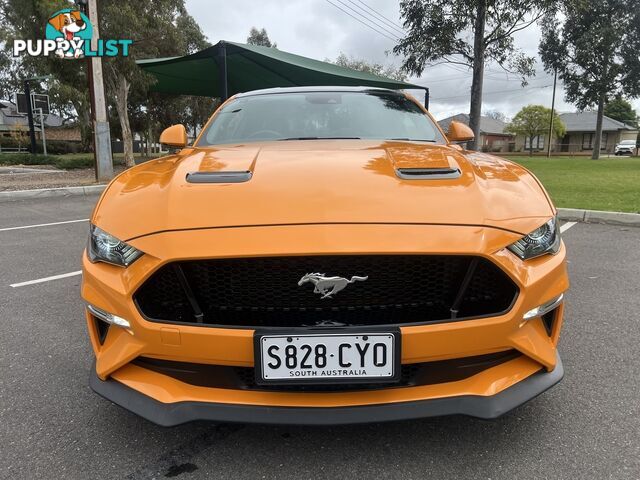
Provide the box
[13,8,132,59]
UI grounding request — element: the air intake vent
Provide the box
[396,168,461,180]
[186,171,252,183]
[134,255,518,328]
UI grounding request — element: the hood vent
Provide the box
[186,171,252,184]
[396,167,461,180]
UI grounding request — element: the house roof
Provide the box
[0,100,63,128]
[558,112,637,132]
[437,113,511,136]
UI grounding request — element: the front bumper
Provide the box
[82,223,569,425]
[89,352,563,426]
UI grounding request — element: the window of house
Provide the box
[525,135,545,150]
[582,133,608,150]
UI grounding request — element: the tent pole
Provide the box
[217,41,228,101]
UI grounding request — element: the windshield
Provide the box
[620,140,636,145]
[197,91,445,146]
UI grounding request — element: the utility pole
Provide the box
[78,0,114,181]
[547,68,557,158]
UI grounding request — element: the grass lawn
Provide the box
[507,156,640,213]
[0,152,160,169]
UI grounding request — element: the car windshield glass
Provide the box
[620,140,635,145]
[197,91,445,146]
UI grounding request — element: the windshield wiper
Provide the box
[278,136,362,141]
[388,138,437,142]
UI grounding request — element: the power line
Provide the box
[332,0,402,40]
[344,0,406,37]
[324,0,399,42]
[432,84,552,101]
[352,0,406,32]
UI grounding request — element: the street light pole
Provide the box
[78,0,114,181]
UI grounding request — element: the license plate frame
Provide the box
[253,328,401,385]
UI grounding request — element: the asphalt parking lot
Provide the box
[1,195,639,480]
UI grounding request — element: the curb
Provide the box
[0,184,106,203]
[557,208,640,226]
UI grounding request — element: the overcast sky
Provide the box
[185,0,640,121]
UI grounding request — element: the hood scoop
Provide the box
[396,167,461,180]
[186,171,252,184]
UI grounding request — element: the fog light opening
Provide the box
[87,304,131,330]
[523,294,564,321]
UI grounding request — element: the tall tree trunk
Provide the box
[73,99,92,152]
[592,93,605,160]
[529,136,534,156]
[146,122,153,157]
[468,0,487,151]
[114,74,135,167]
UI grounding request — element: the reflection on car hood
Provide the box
[93,140,554,240]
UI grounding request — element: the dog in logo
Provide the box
[48,10,86,58]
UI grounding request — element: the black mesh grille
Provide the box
[134,255,518,328]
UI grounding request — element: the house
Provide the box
[438,113,514,152]
[0,100,81,146]
[513,111,638,154]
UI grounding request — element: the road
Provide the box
[1,195,638,479]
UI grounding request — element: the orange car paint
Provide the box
[82,90,568,413]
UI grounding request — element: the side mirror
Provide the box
[159,124,187,148]
[447,121,474,143]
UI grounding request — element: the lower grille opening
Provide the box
[93,316,110,345]
[132,350,521,393]
[134,255,519,328]
[542,308,558,336]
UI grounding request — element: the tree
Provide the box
[99,0,210,167]
[394,0,556,150]
[246,27,276,48]
[604,97,638,127]
[0,0,93,150]
[331,53,407,81]
[505,105,565,155]
[540,0,640,159]
[483,109,509,123]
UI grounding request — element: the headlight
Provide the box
[507,217,561,260]
[88,225,143,267]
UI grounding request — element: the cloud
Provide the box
[184,0,640,120]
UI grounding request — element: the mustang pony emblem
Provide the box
[298,273,368,299]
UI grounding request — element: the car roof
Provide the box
[235,86,402,99]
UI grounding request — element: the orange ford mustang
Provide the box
[83,87,568,426]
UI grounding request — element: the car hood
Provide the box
[93,140,554,241]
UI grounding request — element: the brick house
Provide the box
[513,111,638,154]
[438,113,514,152]
[0,99,81,145]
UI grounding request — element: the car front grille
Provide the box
[133,255,518,328]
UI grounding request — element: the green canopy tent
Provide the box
[136,40,429,108]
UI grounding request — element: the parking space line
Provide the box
[10,271,82,288]
[560,222,577,233]
[0,218,89,232]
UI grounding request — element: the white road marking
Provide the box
[560,221,577,233]
[0,218,88,232]
[10,270,82,288]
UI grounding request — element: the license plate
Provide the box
[254,331,400,384]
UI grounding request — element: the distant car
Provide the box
[614,139,637,156]
[83,86,568,426]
